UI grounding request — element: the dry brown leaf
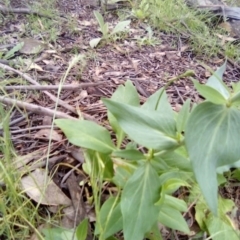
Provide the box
[104,71,125,77]
[23,60,43,71]
[113,44,126,54]
[180,45,189,52]
[34,129,62,141]
[131,59,140,72]
[42,116,52,125]
[166,52,180,61]
[218,22,232,33]
[19,38,47,55]
[95,66,103,76]
[15,148,47,169]
[44,64,60,72]
[79,20,93,26]
[61,206,76,228]
[216,33,237,45]
[44,50,57,54]
[149,52,165,61]
[21,168,71,206]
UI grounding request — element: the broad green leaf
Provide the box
[145,223,163,240]
[185,102,240,214]
[42,228,77,240]
[230,91,240,105]
[103,99,178,150]
[60,231,77,240]
[159,171,193,184]
[192,79,227,104]
[125,141,138,150]
[217,174,227,185]
[206,61,230,99]
[162,178,190,194]
[196,197,235,231]
[110,80,139,106]
[232,81,240,92]
[107,80,139,146]
[106,237,118,240]
[112,149,145,161]
[89,38,102,48]
[102,23,109,37]
[232,168,240,181]
[111,20,130,35]
[153,151,192,172]
[108,111,124,146]
[142,88,174,120]
[99,153,114,179]
[195,201,207,230]
[158,206,190,234]
[218,197,235,216]
[76,219,88,240]
[42,228,63,240]
[112,165,135,188]
[94,11,105,31]
[206,215,239,240]
[217,159,240,174]
[176,99,191,133]
[162,195,188,212]
[55,119,115,154]
[121,163,161,240]
[96,196,122,239]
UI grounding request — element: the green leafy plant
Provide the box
[42,218,89,240]
[55,63,240,239]
[0,42,24,60]
[90,11,130,48]
[136,26,160,46]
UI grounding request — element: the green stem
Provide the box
[164,70,195,90]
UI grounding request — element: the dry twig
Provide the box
[0,6,56,19]
[0,63,98,122]
[0,96,76,120]
[3,82,106,90]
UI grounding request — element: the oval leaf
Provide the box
[90,38,102,48]
[185,102,240,214]
[142,88,174,120]
[55,119,115,154]
[206,215,239,240]
[111,20,130,35]
[192,79,227,104]
[76,219,88,240]
[158,206,190,234]
[108,80,139,145]
[103,99,178,150]
[121,163,161,240]
[206,61,230,99]
[96,196,123,239]
[21,169,71,206]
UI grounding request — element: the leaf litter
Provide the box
[1,0,240,239]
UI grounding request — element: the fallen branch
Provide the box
[0,6,59,19]
[0,96,76,120]
[3,82,106,90]
[0,63,98,122]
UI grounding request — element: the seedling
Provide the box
[137,26,160,46]
[90,11,130,48]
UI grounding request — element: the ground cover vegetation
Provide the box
[1,0,240,239]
